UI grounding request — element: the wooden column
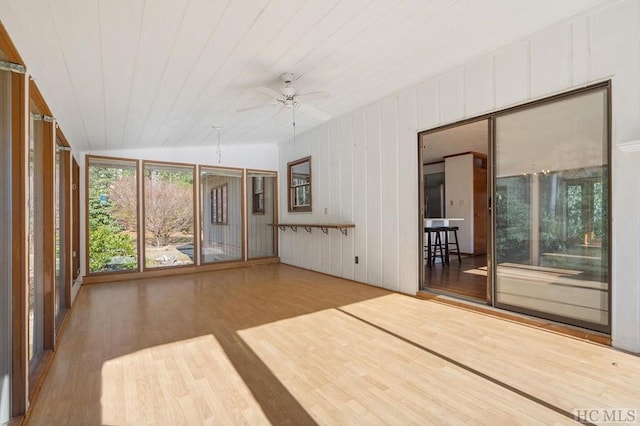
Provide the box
[11,70,28,418]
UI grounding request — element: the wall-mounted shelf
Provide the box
[269,223,355,236]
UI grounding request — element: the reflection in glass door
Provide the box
[199,166,243,263]
[247,171,277,259]
[493,86,609,332]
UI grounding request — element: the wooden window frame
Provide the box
[287,156,312,213]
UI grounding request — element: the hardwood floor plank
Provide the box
[25,264,639,425]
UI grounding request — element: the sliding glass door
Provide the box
[143,162,195,269]
[199,166,243,263]
[247,171,277,259]
[493,86,609,332]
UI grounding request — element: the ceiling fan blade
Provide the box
[295,90,330,102]
[236,103,274,113]
[275,105,290,123]
[257,86,283,99]
[298,102,331,121]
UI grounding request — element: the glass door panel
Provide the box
[199,167,243,263]
[28,105,44,367]
[247,171,277,259]
[143,162,195,268]
[54,143,68,329]
[87,157,139,273]
[494,87,609,332]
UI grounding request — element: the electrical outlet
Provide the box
[324,207,328,215]
[355,256,359,264]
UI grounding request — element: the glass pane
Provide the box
[87,158,138,273]
[28,107,44,366]
[144,163,194,268]
[291,161,310,184]
[54,147,67,328]
[200,167,243,263]
[294,185,310,207]
[494,87,609,331]
[248,171,277,258]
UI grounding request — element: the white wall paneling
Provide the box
[278,0,640,353]
[439,68,465,124]
[329,121,342,277]
[530,25,572,98]
[381,97,400,291]
[352,110,368,283]
[494,41,530,108]
[397,88,420,295]
[340,116,355,281]
[365,104,383,287]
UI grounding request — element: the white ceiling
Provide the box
[421,119,488,164]
[0,0,610,152]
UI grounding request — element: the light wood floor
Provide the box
[26,264,639,425]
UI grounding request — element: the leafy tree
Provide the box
[87,166,137,272]
[88,225,136,272]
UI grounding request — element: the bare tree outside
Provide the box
[143,174,193,247]
[141,166,195,268]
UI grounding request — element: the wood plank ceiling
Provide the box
[0,0,610,152]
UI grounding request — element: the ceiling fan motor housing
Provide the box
[280,72,295,85]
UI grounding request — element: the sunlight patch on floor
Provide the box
[100,335,268,425]
[237,295,570,424]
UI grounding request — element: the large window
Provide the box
[287,157,311,212]
[54,140,69,330]
[143,162,195,268]
[248,170,277,258]
[200,167,243,263]
[28,103,46,371]
[87,157,139,274]
[494,85,609,332]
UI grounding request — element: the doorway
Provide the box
[418,83,611,334]
[420,119,490,302]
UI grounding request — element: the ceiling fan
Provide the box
[237,73,331,122]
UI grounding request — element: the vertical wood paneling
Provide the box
[398,87,419,295]
[439,69,465,124]
[530,24,572,98]
[590,0,640,143]
[341,116,355,280]
[571,18,590,86]
[329,121,342,277]
[417,80,439,130]
[381,97,399,290]
[352,110,368,283]
[316,125,331,274]
[365,104,382,286]
[495,41,530,107]
[465,56,495,117]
